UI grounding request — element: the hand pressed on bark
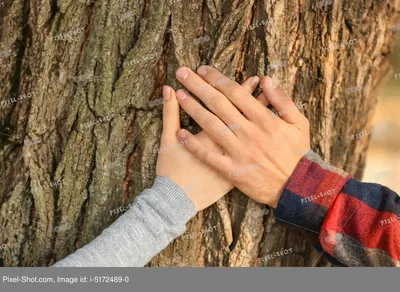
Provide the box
[174,66,311,208]
[156,76,268,211]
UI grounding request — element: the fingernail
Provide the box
[178,129,187,140]
[197,66,207,77]
[176,90,188,101]
[163,85,171,101]
[176,67,190,80]
[251,76,260,86]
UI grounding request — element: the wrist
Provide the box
[275,150,350,233]
[151,176,198,221]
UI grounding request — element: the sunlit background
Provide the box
[363,38,400,191]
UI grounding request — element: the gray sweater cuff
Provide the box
[53,176,197,267]
[152,176,198,221]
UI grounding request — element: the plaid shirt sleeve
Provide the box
[275,150,400,267]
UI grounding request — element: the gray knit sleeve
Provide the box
[53,176,197,267]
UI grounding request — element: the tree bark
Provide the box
[0,0,398,267]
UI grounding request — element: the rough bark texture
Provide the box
[0,0,398,267]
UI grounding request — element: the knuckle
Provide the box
[209,94,225,110]
[163,108,173,117]
[217,134,231,151]
[193,145,203,158]
[227,84,240,98]
[247,128,262,143]
[203,150,212,161]
[203,151,214,165]
[239,146,254,162]
[249,150,261,164]
[203,116,214,131]
[193,107,204,120]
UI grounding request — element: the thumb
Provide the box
[161,85,180,144]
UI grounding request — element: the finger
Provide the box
[175,89,240,156]
[240,76,269,119]
[175,67,245,127]
[255,77,270,107]
[192,76,267,149]
[196,130,225,154]
[196,66,275,125]
[261,76,307,127]
[241,76,260,93]
[256,93,269,107]
[161,86,180,144]
[177,129,231,172]
[241,76,269,107]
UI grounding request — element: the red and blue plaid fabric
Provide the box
[276,151,400,266]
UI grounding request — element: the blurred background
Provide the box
[363,38,400,190]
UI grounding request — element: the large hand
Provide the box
[156,76,265,211]
[173,66,310,208]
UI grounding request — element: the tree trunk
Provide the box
[0,0,398,267]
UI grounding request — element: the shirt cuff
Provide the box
[275,150,350,234]
[151,176,198,222]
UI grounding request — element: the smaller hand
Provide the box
[156,86,231,211]
[174,66,310,208]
